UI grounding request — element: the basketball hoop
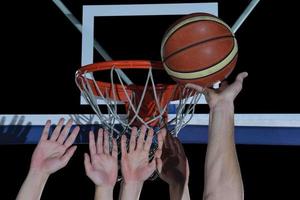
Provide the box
[75,60,202,140]
[75,60,202,180]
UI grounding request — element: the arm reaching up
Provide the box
[16,118,79,200]
[119,126,163,200]
[156,130,190,200]
[187,72,248,200]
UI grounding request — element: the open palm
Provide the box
[30,118,79,175]
[157,131,189,187]
[84,129,118,187]
[121,126,163,183]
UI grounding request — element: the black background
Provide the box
[1,0,300,199]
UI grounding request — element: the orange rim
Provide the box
[75,60,183,102]
[76,60,163,74]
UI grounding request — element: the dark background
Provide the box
[1,0,300,199]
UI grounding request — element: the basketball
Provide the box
[161,13,238,86]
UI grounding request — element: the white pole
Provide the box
[231,0,260,33]
[52,0,133,85]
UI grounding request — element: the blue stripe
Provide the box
[1,125,299,145]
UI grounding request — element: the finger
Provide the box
[50,118,65,141]
[160,128,167,141]
[173,137,181,153]
[57,119,73,144]
[232,72,248,90]
[96,129,104,154]
[168,134,178,154]
[236,72,248,83]
[136,126,146,150]
[64,126,80,148]
[227,72,248,99]
[149,156,157,171]
[157,129,164,151]
[111,138,118,158]
[84,153,93,175]
[40,120,51,141]
[234,72,247,88]
[89,131,96,155]
[103,130,110,155]
[129,127,138,153]
[144,128,154,152]
[164,131,173,150]
[174,138,186,156]
[154,145,162,160]
[60,145,77,167]
[185,83,204,92]
[203,87,214,100]
[154,132,163,162]
[121,135,128,156]
[156,157,163,173]
[186,159,190,177]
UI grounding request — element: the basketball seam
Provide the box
[161,16,233,57]
[163,35,234,64]
[163,38,238,79]
[167,54,238,80]
[162,20,232,53]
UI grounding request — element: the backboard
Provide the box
[1,0,299,145]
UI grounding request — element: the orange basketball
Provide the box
[161,13,238,86]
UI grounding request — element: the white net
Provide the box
[75,61,203,180]
[75,61,203,140]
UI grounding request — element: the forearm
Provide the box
[16,170,49,200]
[169,184,190,200]
[119,181,143,200]
[182,185,191,200]
[94,185,114,200]
[203,102,243,200]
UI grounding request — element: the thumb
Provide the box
[185,83,204,93]
[60,146,77,167]
[230,72,248,99]
[236,72,248,83]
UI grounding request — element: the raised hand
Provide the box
[156,130,190,200]
[30,118,79,175]
[84,129,118,187]
[157,131,189,187]
[186,73,247,200]
[186,72,248,109]
[17,118,79,200]
[119,126,163,200]
[121,126,162,183]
